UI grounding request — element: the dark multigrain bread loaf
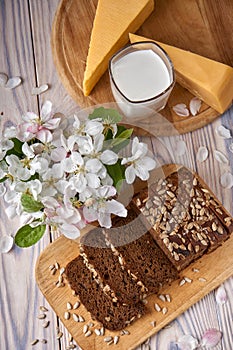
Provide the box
[80,227,145,304]
[65,256,144,331]
[133,167,233,271]
[105,205,179,294]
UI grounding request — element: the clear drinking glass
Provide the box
[109,41,175,118]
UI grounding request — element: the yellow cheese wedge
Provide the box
[83,0,154,96]
[129,33,233,113]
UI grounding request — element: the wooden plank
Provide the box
[28,0,79,116]
[0,1,58,349]
[51,0,233,135]
[35,164,233,350]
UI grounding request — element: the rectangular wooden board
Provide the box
[35,164,233,350]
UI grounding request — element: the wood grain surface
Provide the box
[0,1,233,350]
[51,0,233,135]
[35,164,233,350]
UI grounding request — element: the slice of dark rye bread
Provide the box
[65,256,145,331]
[79,227,146,305]
[104,205,179,294]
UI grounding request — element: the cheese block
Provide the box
[129,33,233,113]
[83,0,154,96]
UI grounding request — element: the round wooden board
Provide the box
[51,0,233,135]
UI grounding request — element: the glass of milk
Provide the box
[109,41,175,118]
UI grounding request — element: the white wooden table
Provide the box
[0,1,233,349]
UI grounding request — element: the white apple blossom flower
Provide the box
[0,104,157,247]
[40,163,68,197]
[18,101,60,142]
[14,179,42,201]
[0,139,14,160]
[83,185,127,228]
[42,194,82,239]
[121,137,156,184]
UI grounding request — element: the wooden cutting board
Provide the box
[51,0,233,135]
[35,164,233,350]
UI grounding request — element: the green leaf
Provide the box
[21,193,44,213]
[0,176,7,183]
[6,138,24,158]
[15,224,46,248]
[106,160,125,192]
[88,107,122,123]
[110,128,133,153]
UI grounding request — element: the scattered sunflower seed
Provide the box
[100,327,105,336]
[40,339,47,344]
[114,336,119,345]
[104,336,113,342]
[39,306,48,312]
[162,307,168,315]
[66,345,76,350]
[73,314,79,322]
[179,279,186,286]
[158,294,166,302]
[192,268,200,273]
[150,321,156,327]
[49,264,55,270]
[199,277,207,282]
[83,325,89,334]
[73,301,80,309]
[64,311,70,320]
[154,303,161,312]
[56,332,63,339]
[95,329,101,336]
[79,315,85,322]
[184,276,193,283]
[165,294,171,302]
[107,340,114,345]
[37,313,46,319]
[31,339,39,346]
[67,302,72,310]
[42,320,50,328]
[31,84,49,95]
[60,267,65,275]
[55,262,60,270]
[88,322,94,327]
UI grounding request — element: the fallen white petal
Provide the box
[215,125,231,139]
[189,97,202,116]
[201,329,222,347]
[0,72,8,87]
[177,334,199,350]
[196,146,209,162]
[31,84,49,95]
[5,76,22,89]
[172,103,190,117]
[220,172,233,189]
[175,140,187,156]
[0,235,14,253]
[213,150,229,165]
[215,285,227,304]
